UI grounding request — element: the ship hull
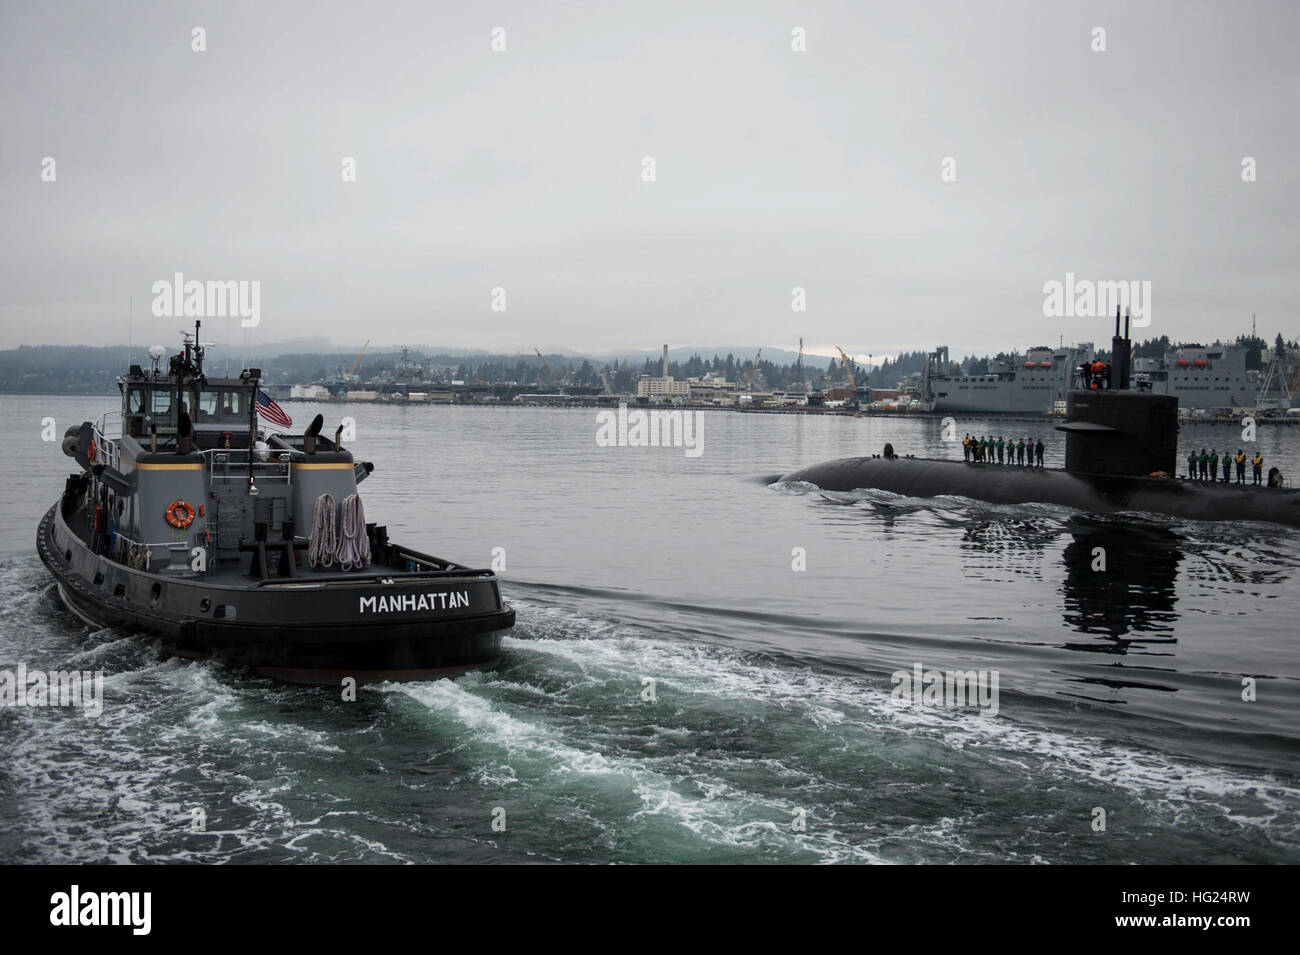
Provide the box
[927,385,1065,414]
[38,503,514,684]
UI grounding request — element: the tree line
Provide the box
[2,336,1294,395]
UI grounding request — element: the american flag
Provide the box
[256,390,293,430]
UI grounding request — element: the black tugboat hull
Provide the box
[38,504,515,685]
[182,615,510,683]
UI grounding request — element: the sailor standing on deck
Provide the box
[963,433,971,461]
[1198,448,1208,481]
[1187,449,1197,479]
[1017,438,1026,466]
[1235,450,1247,484]
[1209,449,1218,483]
[1035,439,1045,467]
[1253,452,1264,485]
[996,436,1005,464]
[1221,451,1232,483]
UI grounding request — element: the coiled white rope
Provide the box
[308,493,336,568]
[337,493,371,571]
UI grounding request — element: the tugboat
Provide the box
[37,323,515,683]
[778,310,1300,528]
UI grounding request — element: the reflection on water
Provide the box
[1060,517,1181,647]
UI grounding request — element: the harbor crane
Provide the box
[534,348,565,392]
[1257,348,1300,412]
[835,346,862,409]
[346,339,371,379]
[835,347,855,386]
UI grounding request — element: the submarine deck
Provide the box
[777,455,1300,527]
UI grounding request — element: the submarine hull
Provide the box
[777,456,1300,527]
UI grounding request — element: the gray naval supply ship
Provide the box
[919,338,1253,413]
[37,323,514,683]
[779,311,1300,528]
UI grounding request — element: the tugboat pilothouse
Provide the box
[37,323,514,683]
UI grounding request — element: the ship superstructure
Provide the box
[922,338,1252,413]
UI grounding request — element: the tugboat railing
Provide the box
[93,412,121,472]
[256,567,496,587]
[109,529,191,570]
[202,449,294,485]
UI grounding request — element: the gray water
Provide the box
[1,395,1297,863]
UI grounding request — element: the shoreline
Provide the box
[4,391,1296,425]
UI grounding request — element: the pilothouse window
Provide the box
[199,389,246,419]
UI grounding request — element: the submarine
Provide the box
[778,312,1300,528]
[37,323,515,684]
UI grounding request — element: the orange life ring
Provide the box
[165,500,196,529]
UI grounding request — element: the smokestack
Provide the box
[662,344,668,377]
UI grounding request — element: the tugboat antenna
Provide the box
[193,319,205,376]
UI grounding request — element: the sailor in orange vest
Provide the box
[1234,450,1247,484]
[1090,359,1107,390]
[962,433,972,461]
[1252,452,1264,485]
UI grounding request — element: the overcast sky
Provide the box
[2,0,1296,362]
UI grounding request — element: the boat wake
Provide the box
[3,555,1298,864]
